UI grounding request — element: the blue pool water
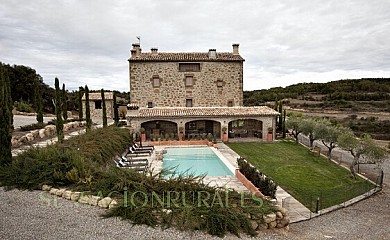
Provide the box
[162,147,234,177]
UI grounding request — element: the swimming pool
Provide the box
[162,147,234,177]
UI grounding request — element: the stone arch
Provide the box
[140,120,178,140]
[184,119,221,139]
[228,118,263,139]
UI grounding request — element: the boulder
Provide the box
[109,199,118,209]
[280,207,288,216]
[263,213,276,224]
[19,136,28,143]
[25,133,34,142]
[49,188,59,195]
[78,195,92,205]
[279,216,290,227]
[98,197,113,208]
[258,223,268,230]
[276,211,283,219]
[268,221,277,229]
[250,220,258,230]
[39,129,46,138]
[63,190,72,200]
[31,130,40,138]
[55,188,66,197]
[90,196,101,206]
[70,192,81,201]
[41,185,52,191]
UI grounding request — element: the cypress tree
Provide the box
[62,83,68,121]
[78,86,83,120]
[0,65,13,166]
[85,85,92,131]
[54,77,64,143]
[278,101,283,130]
[101,89,107,128]
[113,91,119,126]
[34,77,43,124]
[282,109,286,138]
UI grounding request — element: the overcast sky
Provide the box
[1,0,390,92]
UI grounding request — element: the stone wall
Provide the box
[130,61,243,107]
[82,100,114,119]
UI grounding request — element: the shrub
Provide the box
[20,122,47,131]
[237,157,277,198]
[14,101,33,113]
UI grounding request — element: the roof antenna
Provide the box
[136,36,141,45]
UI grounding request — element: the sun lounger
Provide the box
[133,143,154,150]
[127,147,152,155]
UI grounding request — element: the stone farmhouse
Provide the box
[82,92,114,119]
[127,43,278,141]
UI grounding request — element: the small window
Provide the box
[94,100,102,109]
[227,100,234,107]
[186,99,193,107]
[185,76,193,87]
[147,102,153,108]
[179,63,200,72]
[217,80,224,87]
[152,77,160,87]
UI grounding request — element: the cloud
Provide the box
[1,0,390,92]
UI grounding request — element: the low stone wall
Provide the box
[12,121,86,147]
[42,185,117,209]
[235,169,265,198]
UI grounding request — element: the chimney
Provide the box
[132,43,141,57]
[151,48,158,55]
[232,43,239,55]
[208,49,216,59]
[130,49,136,58]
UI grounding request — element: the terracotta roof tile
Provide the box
[129,52,244,62]
[128,106,279,118]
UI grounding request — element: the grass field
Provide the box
[227,141,375,211]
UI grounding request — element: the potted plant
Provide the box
[140,127,146,142]
[267,127,273,142]
[178,126,184,141]
[213,137,218,148]
[222,126,228,142]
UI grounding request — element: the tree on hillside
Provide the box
[101,89,107,128]
[314,120,345,161]
[54,78,64,143]
[286,115,303,143]
[300,118,318,149]
[78,86,83,120]
[0,65,13,166]
[113,91,119,126]
[62,83,68,121]
[85,85,92,132]
[34,76,43,124]
[338,131,388,178]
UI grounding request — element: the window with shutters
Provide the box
[186,99,193,107]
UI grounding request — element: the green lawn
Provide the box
[227,141,375,211]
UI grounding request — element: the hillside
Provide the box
[244,78,390,112]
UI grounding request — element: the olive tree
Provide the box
[338,131,387,178]
[300,118,318,149]
[314,120,345,161]
[286,115,303,143]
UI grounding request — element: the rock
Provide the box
[90,196,101,206]
[11,138,19,147]
[49,188,59,195]
[263,213,276,223]
[250,220,258,230]
[280,207,288,216]
[19,136,28,143]
[98,197,112,208]
[268,221,277,229]
[55,188,66,197]
[109,199,118,209]
[70,192,81,201]
[276,211,283,219]
[39,129,46,138]
[31,130,40,138]
[25,133,34,142]
[279,216,290,226]
[78,195,91,204]
[63,190,72,199]
[258,223,268,230]
[41,185,52,191]
[63,124,70,132]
